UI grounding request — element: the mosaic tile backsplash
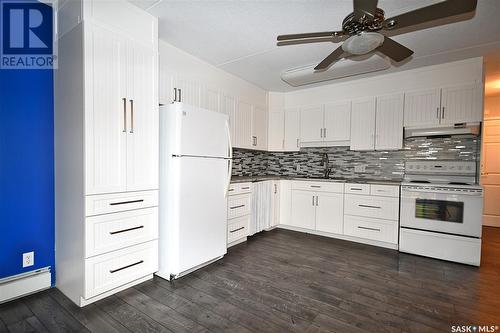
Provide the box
[232,135,480,181]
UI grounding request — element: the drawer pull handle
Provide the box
[230,226,245,233]
[228,189,235,192]
[241,187,250,190]
[109,260,144,274]
[357,226,381,232]
[358,204,381,209]
[109,199,144,206]
[310,185,321,188]
[109,225,144,235]
[350,188,363,191]
[230,204,245,210]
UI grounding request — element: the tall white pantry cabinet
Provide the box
[54,1,159,306]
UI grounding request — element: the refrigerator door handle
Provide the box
[225,121,233,197]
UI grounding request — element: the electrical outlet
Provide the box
[354,165,366,173]
[296,164,300,172]
[23,251,34,268]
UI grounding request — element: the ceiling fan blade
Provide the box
[377,36,413,62]
[314,45,345,71]
[383,0,477,31]
[353,0,378,19]
[277,37,336,46]
[277,31,343,41]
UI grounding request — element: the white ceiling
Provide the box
[131,0,500,92]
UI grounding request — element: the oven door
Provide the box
[401,186,483,237]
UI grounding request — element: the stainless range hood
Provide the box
[404,123,481,138]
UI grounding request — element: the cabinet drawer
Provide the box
[344,194,399,220]
[84,240,158,299]
[370,184,400,197]
[85,208,158,258]
[344,215,398,244]
[86,190,158,216]
[344,183,370,195]
[227,194,251,219]
[228,182,252,196]
[291,181,343,193]
[228,216,249,244]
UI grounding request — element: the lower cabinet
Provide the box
[290,182,344,234]
[343,215,398,244]
[227,182,252,247]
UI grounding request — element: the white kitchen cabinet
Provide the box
[200,85,220,113]
[252,106,268,150]
[441,83,482,124]
[220,94,236,145]
[375,93,404,150]
[84,25,128,195]
[284,108,301,151]
[270,181,280,227]
[324,101,351,143]
[291,190,316,229]
[227,182,252,247]
[350,97,376,151]
[268,111,285,151]
[172,76,200,106]
[126,41,159,192]
[300,105,324,143]
[55,1,159,306]
[315,192,344,234]
[234,100,253,149]
[403,88,441,127]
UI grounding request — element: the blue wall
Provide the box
[0,66,55,280]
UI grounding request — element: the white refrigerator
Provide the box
[157,103,232,280]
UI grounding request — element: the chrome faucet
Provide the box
[320,153,332,179]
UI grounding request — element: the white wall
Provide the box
[159,40,267,108]
[283,57,484,108]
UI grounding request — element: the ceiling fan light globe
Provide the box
[341,32,384,55]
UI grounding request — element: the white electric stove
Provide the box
[399,160,483,266]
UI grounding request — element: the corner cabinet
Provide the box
[55,1,159,307]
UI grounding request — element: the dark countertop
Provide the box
[230,175,402,186]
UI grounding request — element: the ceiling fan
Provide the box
[277,0,478,71]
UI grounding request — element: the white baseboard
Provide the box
[277,225,399,250]
[483,215,500,228]
[0,268,51,304]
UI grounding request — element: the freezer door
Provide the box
[174,156,228,274]
[176,104,230,158]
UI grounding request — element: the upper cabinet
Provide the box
[300,102,351,146]
[284,108,301,151]
[233,100,253,149]
[252,106,268,150]
[375,93,404,151]
[404,83,482,128]
[350,97,376,151]
[441,83,483,125]
[324,101,351,144]
[268,111,285,151]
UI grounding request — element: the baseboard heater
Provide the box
[0,267,51,304]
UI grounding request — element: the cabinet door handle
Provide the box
[241,186,250,190]
[109,260,144,274]
[319,128,323,138]
[109,199,144,206]
[357,226,380,232]
[315,196,319,206]
[178,89,182,102]
[296,138,299,147]
[174,88,177,102]
[436,107,440,119]
[274,184,277,194]
[350,188,363,191]
[442,106,445,119]
[129,99,134,133]
[229,226,245,233]
[229,204,245,210]
[109,225,144,235]
[324,128,327,139]
[122,98,127,132]
[312,196,315,206]
[358,204,381,209]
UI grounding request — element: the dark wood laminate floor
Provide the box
[2,228,500,333]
